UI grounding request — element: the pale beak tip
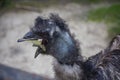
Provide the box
[17,39,25,42]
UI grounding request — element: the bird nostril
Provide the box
[23,31,37,39]
[23,35,31,39]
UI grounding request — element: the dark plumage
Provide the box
[18,14,120,80]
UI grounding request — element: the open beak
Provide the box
[17,31,45,58]
[17,31,43,46]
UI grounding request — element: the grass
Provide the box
[15,1,59,9]
[72,0,120,4]
[88,4,120,38]
[72,0,101,4]
[0,0,15,12]
[0,0,63,13]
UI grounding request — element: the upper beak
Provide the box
[17,31,40,42]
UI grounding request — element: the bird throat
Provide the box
[29,39,46,52]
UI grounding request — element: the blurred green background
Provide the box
[88,3,120,38]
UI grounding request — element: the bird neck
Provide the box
[53,58,85,80]
[49,29,85,80]
[51,31,83,65]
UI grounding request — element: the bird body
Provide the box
[18,14,120,80]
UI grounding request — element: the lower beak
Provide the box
[34,47,45,58]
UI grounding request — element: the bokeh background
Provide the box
[0,0,120,79]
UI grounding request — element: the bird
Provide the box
[18,14,120,80]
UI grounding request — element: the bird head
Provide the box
[18,14,80,64]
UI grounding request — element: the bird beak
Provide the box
[17,31,46,58]
[17,31,40,42]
